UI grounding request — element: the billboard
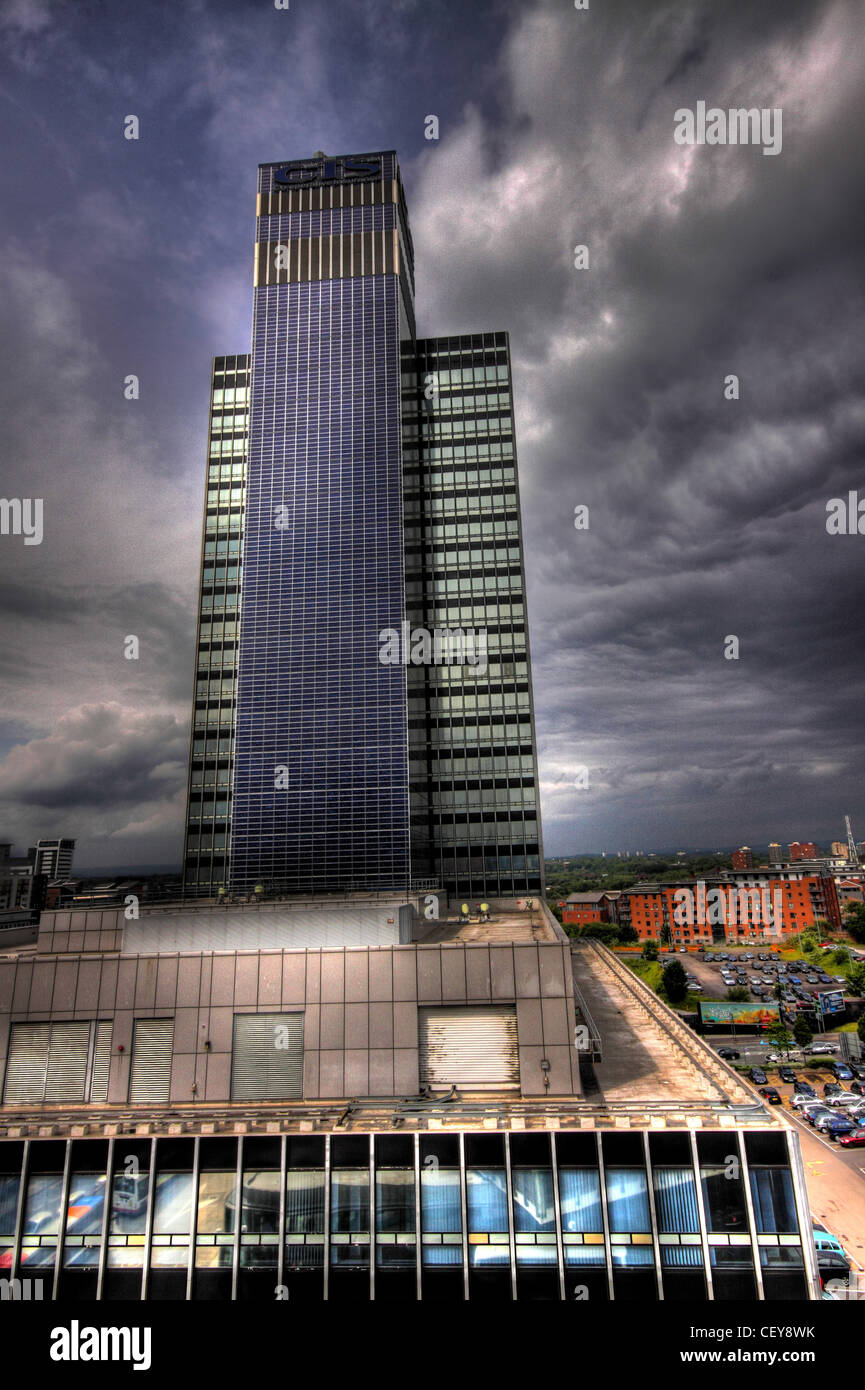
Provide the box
[816,989,845,1016]
[699,1001,780,1026]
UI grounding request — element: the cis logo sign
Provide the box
[272,157,381,187]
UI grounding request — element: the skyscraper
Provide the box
[183,151,543,900]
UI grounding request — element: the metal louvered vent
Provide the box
[89,1019,113,1102]
[2,1021,99,1104]
[231,1013,304,1100]
[2,1022,51,1103]
[418,1006,519,1089]
[43,1022,91,1101]
[129,1018,174,1104]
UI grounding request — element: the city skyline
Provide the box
[0,0,863,872]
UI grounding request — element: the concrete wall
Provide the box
[0,940,580,1103]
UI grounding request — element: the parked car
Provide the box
[827,1093,862,1109]
[717,1047,740,1060]
[832,976,847,984]
[814,1230,847,1258]
[793,1081,815,1096]
[791,1093,820,1109]
[759,1087,782,1105]
[823,1083,844,1097]
[815,1113,857,1138]
[778,1067,797,1084]
[817,1251,852,1288]
[849,1064,865,1082]
[831,1063,854,1081]
[850,1080,865,1095]
[749,1067,768,1085]
[837,1128,865,1148]
[804,1106,835,1126]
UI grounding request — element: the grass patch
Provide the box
[626,959,662,990]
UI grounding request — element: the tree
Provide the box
[793,1016,813,1051]
[800,933,817,954]
[766,1021,794,1055]
[727,986,750,1002]
[662,960,688,1003]
[848,964,865,997]
[617,924,639,944]
[641,939,659,961]
[578,923,619,946]
[859,1012,865,1046]
[843,902,865,945]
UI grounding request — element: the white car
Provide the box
[810,1042,840,1055]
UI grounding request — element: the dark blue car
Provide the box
[816,1113,857,1139]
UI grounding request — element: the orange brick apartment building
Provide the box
[616,872,842,947]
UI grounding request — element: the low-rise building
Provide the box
[0,895,818,1301]
[557,891,617,927]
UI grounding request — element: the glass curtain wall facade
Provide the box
[403,335,543,898]
[182,153,544,900]
[0,1128,811,1301]
[229,152,413,895]
[183,355,249,894]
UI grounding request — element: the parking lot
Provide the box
[671,946,848,1000]
[705,1032,865,1277]
[669,945,865,1279]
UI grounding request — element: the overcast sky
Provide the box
[0,0,863,870]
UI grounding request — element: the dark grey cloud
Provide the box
[0,0,862,866]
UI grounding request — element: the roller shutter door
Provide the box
[129,1018,174,1104]
[231,1013,304,1100]
[419,1007,519,1089]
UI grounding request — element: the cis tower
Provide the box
[183,151,543,901]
